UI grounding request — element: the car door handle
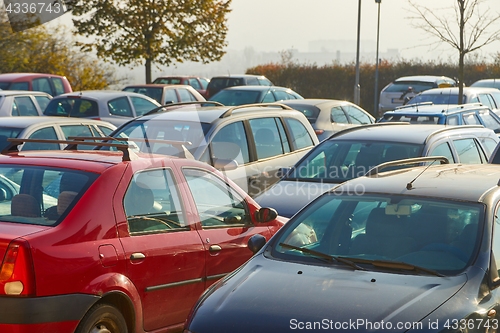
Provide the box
[130,252,146,260]
[209,245,222,253]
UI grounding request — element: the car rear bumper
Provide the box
[0,293,100,330]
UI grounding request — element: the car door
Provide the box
[118,166,205,331]
[180,166,271,289]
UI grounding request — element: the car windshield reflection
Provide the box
[273,193,482,275]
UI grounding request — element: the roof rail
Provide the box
[365,156,449,177]
[68,136,195,159]
[219,103,294,118]
[4,138,134,161]
[144,101,224,116]
[394,101,434,110]
[327,122,410,140]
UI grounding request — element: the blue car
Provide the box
[184,161,500,333]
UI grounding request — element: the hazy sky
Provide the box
[225,0,500,60]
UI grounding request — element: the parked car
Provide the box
[471,78,500,90]
[43,90,161,126]
[206,74,273,99]
[0,90,52,116]
[378,75,456,113]
[0,137,285,332]
[254,123,498,217]
[405,87,500,113]
[0,117,116,151]
[280,99,376,141]
[122,83,205,104]
[185,161,500,333]
[105,102,319,197]
[209,86,303,106]
[0,73,72,96]
[379,103,500,133]
[152,75,210,97]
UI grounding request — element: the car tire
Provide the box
[75,303,128,333]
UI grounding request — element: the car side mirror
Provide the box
[248,234,267,254]
[254,207,278,223]
[213,158,238,171]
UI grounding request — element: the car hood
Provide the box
[188,256,467,333]
[254,180,337,218]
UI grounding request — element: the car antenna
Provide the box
[406,160,440,190]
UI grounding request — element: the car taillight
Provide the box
[0,240,35,296]
[315,129,324,135]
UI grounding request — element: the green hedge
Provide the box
[246,54,500,116]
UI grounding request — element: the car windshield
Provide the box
[0,166,97,226]
[44,98,99,117]
[385,81,436,93]
[285,140,423,182]
[408,93,464,105]
[273,193,483,275]
[110,119,211,156]
[123,87,163,104]
[210,90,262,106]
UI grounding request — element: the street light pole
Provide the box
[373,0,381,117]
[354,0,361,105]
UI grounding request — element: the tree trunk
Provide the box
[145,58,152,83]
[458,0,465,104]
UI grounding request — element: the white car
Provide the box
[0,116,116,152]
[43,90,161,126]
[0,90,52,116]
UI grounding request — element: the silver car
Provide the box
[43,90,161,126]
[0,90,52,116]
[0,116,116,151]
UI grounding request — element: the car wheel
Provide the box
[75,303,128,333]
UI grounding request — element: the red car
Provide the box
[0,72,73,96]
[0,139,284,333]
[152,76,210,98]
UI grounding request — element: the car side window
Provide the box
[10,82,29,90]
[188,79,202,90]
[284,118,314,150]
[108,97,133,117]
[453,138,483,163]
[462,112,481,125]
[480,137,498,157]
[97,125,114,137]
[24,127,59,150]
[446,115,459,125]
[124,169,187,234]
[210,122,250,164]
[32,78,52,95]
[478,94,495,110]
[130,96,159,116]
[61,125,93,139]
[34,96,51,111]
[429,142,455,163]
[491,204,500,282]
[51,78,65,95]
[178,88,197,102]
[163,89,178,104]
[183,168,250,228]
[249,117,284,159]
[276,118,291,153]
[331,106,348,123]
[478,110,500,131]
[247,77,259,85]
[262,91,275,103]
[12,96,38,116]
[273,90,292,101]
[345,105,373,124]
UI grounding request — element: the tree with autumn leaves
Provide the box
[70,0,232,83]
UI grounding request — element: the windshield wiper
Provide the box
[341,257,444,277]
[279,243,365,271]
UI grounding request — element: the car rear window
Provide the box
[44,98,99,117]
[285,104,320,123]
[385,81,436,93]
[210,90,261,106]
[0,166,97,226]
[381,114,441,124]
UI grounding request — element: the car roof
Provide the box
[394,75,455,83]
[280,98,348,106]
[390,103,489,114]
[221,85,290,92]
[336,163,500,202]
[0,73,67,80]
[123,84,192,89]
[0,116,116,128]
[210,74,267,79]
[0,90,52,97]
[54,90,157,100]
[137,103,303,123]
[420,86,500,94]
[328,123,492,144]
